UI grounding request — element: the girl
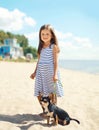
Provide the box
[30,24,64,111]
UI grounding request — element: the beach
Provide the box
[0,61,99,130]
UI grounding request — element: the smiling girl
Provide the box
[30,24,64,113]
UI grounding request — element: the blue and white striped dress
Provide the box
[34,44,64,97]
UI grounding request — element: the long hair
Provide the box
[37,24,60,55]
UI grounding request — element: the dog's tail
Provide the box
[70,118,80,124]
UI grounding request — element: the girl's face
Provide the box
[41,29,52,44]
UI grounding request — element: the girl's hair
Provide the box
[37,24,60,55]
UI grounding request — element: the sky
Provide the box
[0,0,99,60]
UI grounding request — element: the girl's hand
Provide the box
[30,72,36,79]
[53,75,58,82]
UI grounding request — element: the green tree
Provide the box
[0,30,9,44]
[6,32,14,38]
[24,46,37,59]
[15,34,28,48]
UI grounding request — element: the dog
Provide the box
[40,96,80,125]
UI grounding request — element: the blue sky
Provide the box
[0,0,99,60]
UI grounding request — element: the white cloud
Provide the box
[24,17,36,26]
[56,32,98,60]
[55,30,73,40]
[0,7,36,31]
[25,32,39,48]
[25,32,38,40]
[74,36,92,48]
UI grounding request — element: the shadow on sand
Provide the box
[0,113,51,130]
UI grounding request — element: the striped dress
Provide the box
[34,44,64,97]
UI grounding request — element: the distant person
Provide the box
[30,24,64,114]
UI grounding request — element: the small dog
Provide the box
[40,96,80,125]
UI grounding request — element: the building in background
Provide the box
[0,38,23,59]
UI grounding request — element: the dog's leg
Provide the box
[53,114,58,125]
[63,120,67,125]
[55,115,58,125]
[47,116,50,125]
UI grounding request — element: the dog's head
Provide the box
[40,96,54,117]
[40,96,51,114]
[40,93,54,107]
[40,96,50,108]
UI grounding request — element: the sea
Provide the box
[59,60,99,75]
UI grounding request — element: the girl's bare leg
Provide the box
[49,93,57,105]
[52,93,57,105]
[37,93,44,112]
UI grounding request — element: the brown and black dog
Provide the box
[40,96,80,125]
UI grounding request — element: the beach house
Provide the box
[0,38,23,59]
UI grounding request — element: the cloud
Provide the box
[56,31,93,49]
[25,32,38,40]
[54,31,97,59]
[25,32,39,48]
[24,17,36,26]
[73,36,92,48]
[0,7,36,31]
[55,30,73,40]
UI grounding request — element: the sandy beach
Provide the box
[0,61,99,130]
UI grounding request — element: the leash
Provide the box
[52,80,63,104]
[53,80,63,94]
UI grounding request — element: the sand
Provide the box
[0,61,99,130]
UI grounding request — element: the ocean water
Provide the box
[59,60,99,74]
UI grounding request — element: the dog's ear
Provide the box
[39,92,43,97]
[38,92,43,102]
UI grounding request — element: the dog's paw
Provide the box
[39,113,48,118]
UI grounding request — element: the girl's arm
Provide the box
[30,54,40,79]
[53,45,59,82]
